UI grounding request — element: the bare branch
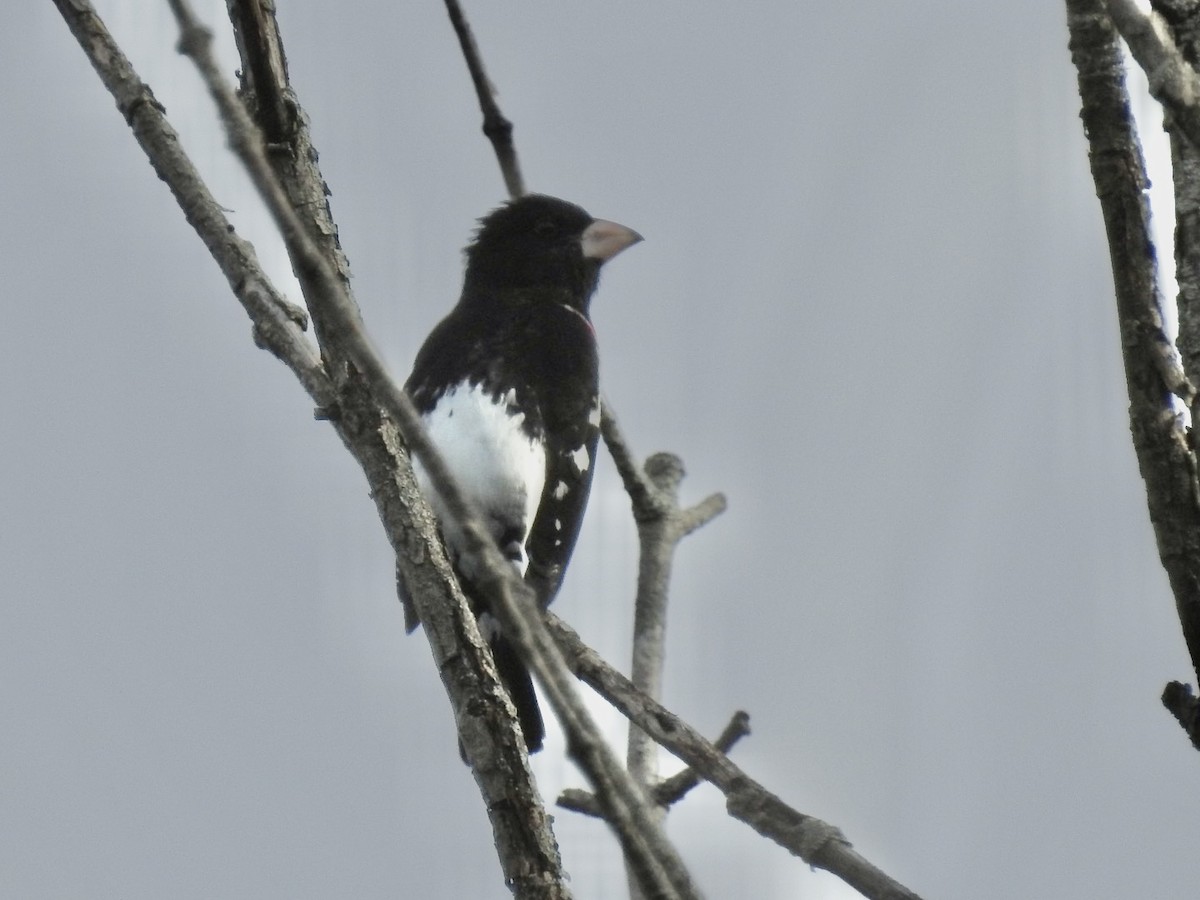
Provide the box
[165,3,697,895]
[166,1,344,337]
[599,334,727,900]
[432,3,709,895]
[1101,1,1200,407]
[223,0,419,628]
[225,0,293,144]
[555,788,604,819]
[677,493,729,538]
[1150,0,1200,438]
[603,409,727,799]
[56,0,568,891]
[443,0,525,199]
[601,416,727,895]
[547,615,926,900]
[58,2,920,897]
[224,0,354,302]
[600,403,660,514]
[627,452,681,790]
[48,0,329,408]
[1069,0,1200,697]
[601,406,728,532]
[559,711,751,818]
[655,711,751,809]
[1108,0,1200,170]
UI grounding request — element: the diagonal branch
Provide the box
[225,0,292,144]
[217,3,575,891]
[654,711,751,809]
[224,0,414,627]
[49,0,328,407]
[56,0,567,893]
[1150,0,1200,412]
[166,2,698,896]
[1070,0,1200,701]
[546,615,926,900]
[1098,1,1200,407]
[558,711,751,818]
[443,0,525,199]
[600,402,660,514]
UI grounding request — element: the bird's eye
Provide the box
[533,218,558,239]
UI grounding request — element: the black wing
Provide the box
[522,299,601,607]
[524,400,600,608]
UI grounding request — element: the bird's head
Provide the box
[463,194,642,313]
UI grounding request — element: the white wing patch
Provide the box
[571,445,590,473]
[413,381,546,577]
[552,480,569,500]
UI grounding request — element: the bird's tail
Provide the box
[490,633,545,753]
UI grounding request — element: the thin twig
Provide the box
[443,0,525,199]
[559,711,751,818]
[655,712,751,808]
[547,615,926,900]
[224,0,354,304]
[600,403,660,515]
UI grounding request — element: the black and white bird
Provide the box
[405,194,642,753]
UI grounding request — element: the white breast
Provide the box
[412,381,546,577]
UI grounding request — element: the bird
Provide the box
[404,193,642,754]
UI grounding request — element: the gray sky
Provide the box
[5,2,1197,898]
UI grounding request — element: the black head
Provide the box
[462,194,641,313]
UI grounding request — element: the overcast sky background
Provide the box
[4,1,1198,898]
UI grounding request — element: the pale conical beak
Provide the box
[581,218,643,262]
